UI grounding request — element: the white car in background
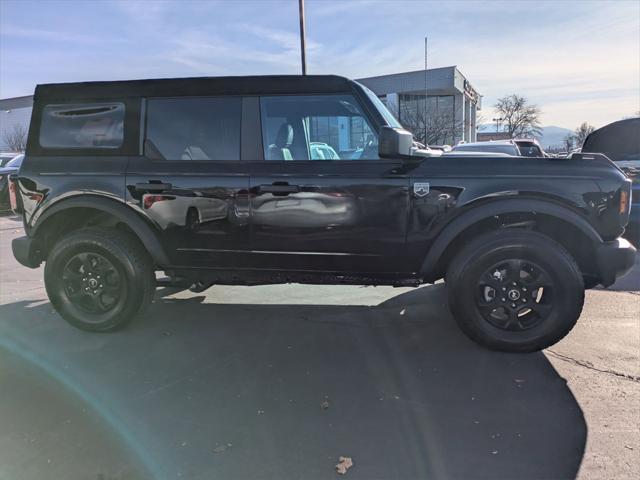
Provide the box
[514,138,546,157]
[450,140,520,156]
[0,152,20,167]
[143,190,229,230]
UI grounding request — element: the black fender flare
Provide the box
[420,198,603,276]
[32,195,171,266]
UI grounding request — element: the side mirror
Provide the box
[379,126,414,158]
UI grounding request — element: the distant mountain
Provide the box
[477,124,573,149]
[537,126,574,149]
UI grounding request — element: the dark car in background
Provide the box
[0,153,23,211]
[582,117,640,244]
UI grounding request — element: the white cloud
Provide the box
[165,30,305,75]
[109,0,171,23]
[0,25,104,43]
[233,24,321,53]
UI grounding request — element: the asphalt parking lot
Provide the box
[0,213,638,480]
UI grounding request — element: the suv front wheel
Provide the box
[445,230,585,352]
[45,227,155,332]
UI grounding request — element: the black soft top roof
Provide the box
[34,75,354,100]
[582,117,640,162]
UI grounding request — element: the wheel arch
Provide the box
[421,198,603,282]
[31,195,171,267]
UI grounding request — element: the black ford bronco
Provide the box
[11,75,636,352]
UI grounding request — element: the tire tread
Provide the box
[445,229,584,352]
[44,227,155,332]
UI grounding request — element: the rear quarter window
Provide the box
[144,97,241,161]
[39,103,125,149]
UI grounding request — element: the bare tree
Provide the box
[573,122,595,148]
[493,94,542,138]
[563,133,575,152]
[2,124,28,152]
[399,105,463,146]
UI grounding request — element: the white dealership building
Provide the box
[357,66,482,145]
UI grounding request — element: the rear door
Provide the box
[125,96,252,269]
[248,93,411,274]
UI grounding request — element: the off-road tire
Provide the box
[445,230,585,352]
[44,227,155,332]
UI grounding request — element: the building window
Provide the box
[40,103,124,149]
[145,97,241,160]
[398,94,457,145]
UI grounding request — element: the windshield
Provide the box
[6,154,24,168]
[356,82,402,129]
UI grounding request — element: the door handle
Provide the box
[258,183,300,196]
[134,182,172,192]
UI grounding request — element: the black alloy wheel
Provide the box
[446,230,585,352]
[476,259,553,332]
[62,252,124,316]
[45,227,155,332]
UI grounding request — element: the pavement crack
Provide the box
[546,349,640,383]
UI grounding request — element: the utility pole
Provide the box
[424,36,428,144]
[298,0,307,75]
[493,117,503,134]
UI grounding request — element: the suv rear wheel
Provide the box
[44,227,155,332]
[445,230,584,352]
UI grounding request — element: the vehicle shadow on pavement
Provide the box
[596,254,640,291]
[0,284,586,480]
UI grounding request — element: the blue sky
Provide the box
[1,0,638,129]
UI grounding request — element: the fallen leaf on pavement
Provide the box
[336,456,353,475]
[213,443,233,454]
[320,397,330,410]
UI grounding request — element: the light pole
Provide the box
[424,36,428,145]
[492,117,503,134]
[298,0,307,75]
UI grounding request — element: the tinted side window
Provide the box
[145,97,241,160]
[40,103,124,148]
[260,95,379,161]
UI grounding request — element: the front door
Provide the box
[248,94,411,274]
[125,96,251,269]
